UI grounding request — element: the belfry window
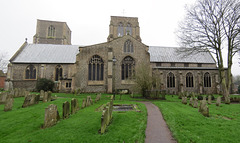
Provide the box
[126,23,132,35]
[167,72,175,88]
[204,72,211,87]
[88,55,104,81]
[25,65,36,79]
[55,65,63,81]
[186,72,194,87]
[118,22,124,37]
[124,40,133,53]
[48,25,55,37]
[121,56,135,80]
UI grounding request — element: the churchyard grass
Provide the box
[0,93,147,143]
[153,95,240,143]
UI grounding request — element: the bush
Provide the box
[36,78,54,92]
[0,88,4,91]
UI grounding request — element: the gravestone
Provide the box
[43,104,60,128]
[109,96,114,119]
[208,95,212,104]
[47,91,52,101]
[86,96,92,107]
[81,98,86,109]
[40,90,44,98]
[71,98,79,114]
[216,96,221,106]
[22,94,40,108]
[101,108,108,134]
[42,92,48,103]
[181,97,187,105]
[193,98,198,108]
[199,99,209,117]
[189,97,193,107]
[63,101,70,119]
[0,93,7,105]
[225,96,230,104]
[95,93,101,103]
[14,88,19,98]
[4,94,14,111]
[25,90,30,97]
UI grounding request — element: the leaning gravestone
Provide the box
[208,95,212,104]
[182,97,187,105]
[63,101,70,119]
[43,104,60,128]
[216,96,221,106]
[193,98,198,108]
[22,94,40,108]
[81,98,86,109]
[189,97,193,107]
[4,94,14,111]
[95,93,101,103]
[0,93,8,105]
[199,99,209,117]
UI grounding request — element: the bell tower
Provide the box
[33,19,72,45]
[107,16,141,42]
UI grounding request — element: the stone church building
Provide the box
[5,16,220,94]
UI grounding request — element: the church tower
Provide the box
[33,19,72,45]
[107,16,141,42]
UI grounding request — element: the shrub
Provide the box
[36,78,54,92]
[0,88,3,91]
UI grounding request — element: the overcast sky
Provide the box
[0,0,239,75]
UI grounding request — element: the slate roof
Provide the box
[149,46,216,64]
[11,44,79,63]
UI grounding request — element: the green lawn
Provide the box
[153,95,240,143]
[0,93,147,143]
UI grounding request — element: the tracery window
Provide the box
[118,22,124,37]
[121,56,135,80]
[167,72,175,88]
[25,65,36,79]
[124,40,133,53]
[55,65,63,81]
[48,25,55,37]
[186,72,194,87]
[88,55,104,81]
[126,23,132,35]
[204,72,211,87]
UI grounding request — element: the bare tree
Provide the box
[177,0,240,102]
[0,51,8,73]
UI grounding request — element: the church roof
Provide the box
[11,44,79,63]
[149,46,216,64]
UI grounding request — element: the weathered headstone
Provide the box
[208,95,212,104]
[81,98,86,109]
[43,92,48,103]
[95,93,101,103]
[189,97,193,107]
[63,101,70,119]
[43,104,60,128]
[0,93,8,105]
[4,94,14,111]
[225,96,230,104]
[47,91,52,101]
[109,96,114,119]
[71,98,78,114]
[25,90,30,97]
[101,108,108,134]
[40,90,44,98]
[86,96,92,107]
[199,99,209,117]
[216,96,221,106]
[181,97,187,105]
[22,94,39,108]
[193,98,198,108]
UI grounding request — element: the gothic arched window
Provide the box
[167,72,175,88]
[204,72,211,87]
[121,56,135,80]
[25,65,36,79]
[126,23,132,35]
[48,25,55,37]
[118,22,124,37]
[55,65,63,81]
[186,72,194,87]
[88,55,104,81]
[124,40,134,53]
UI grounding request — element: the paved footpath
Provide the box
[140,102,177,143]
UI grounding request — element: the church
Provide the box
[5,16,220,94]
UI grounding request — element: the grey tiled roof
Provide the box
[149,46,216,64]
[11,44,79,63]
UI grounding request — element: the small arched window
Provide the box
[204,72,211,87]
[186,72,194,87]
[167,72,175,88]
[124,40,133,53]
[118,22,124,37]
[126,23,132,35]
[55,65,63,81]
[48,25,55,37]
[88,55,104,81]
[121,56,135,80]
[25,65,36,79]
